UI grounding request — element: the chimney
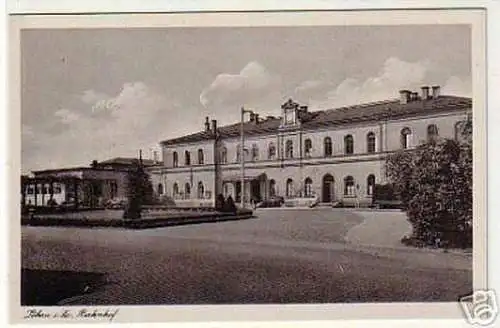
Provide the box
[91,160,98,168]
[204,116,210,131]
[249,112,256,122]
[411,92,419,101]
[211,119,217,133]
[421,86,430,100]
[300,105,308,112]
[431,85,441,99]
[399,90,411,104]
[254,114,260,124]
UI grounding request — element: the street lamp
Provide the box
[240,106,254,208]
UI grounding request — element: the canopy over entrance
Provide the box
[223,173,266,183]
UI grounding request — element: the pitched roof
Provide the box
[161,95,472,146]
[98,157,162,167]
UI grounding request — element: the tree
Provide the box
[385,117,472,248]
[123,159,154,219]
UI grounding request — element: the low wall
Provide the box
[21,208,254,229]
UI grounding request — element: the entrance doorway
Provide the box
[251,180,261,203]
[322,174,335,203]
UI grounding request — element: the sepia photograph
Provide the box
[9,7,489,325]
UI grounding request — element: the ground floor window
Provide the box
[304,177,313,197]
[344,176,355,196]
[286,179,294,197]
[198,182,204,199]
[367,175,375,196]
[269,179,276,197]
[173,183,179,197]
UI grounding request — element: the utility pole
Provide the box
[240,106,254,208]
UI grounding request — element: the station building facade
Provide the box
[148,86,472,207]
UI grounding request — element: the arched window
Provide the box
[251,144,259,161]
[455,121,467,142]
[366,175,375,196]
[304,139,312,157]
[197,149,204,165]
[172,151,178,167]
[286,178,294,197]
[184,151,191,166]
[269,179,276,197]
[197,182,204,199]
[268,143,277,160]
[304,177,313,197]
[401,127,412,149]
[366,132,376,153]
[344,135,354,155]
[220,146,227,164]
[173,183,179,197]
[427,124,439,142]
[157,183,164,195]
[236,145,249,163]
[286,140,294,159]
[184,183,191,199]
[344,176,355,196]
[324,137,333,157]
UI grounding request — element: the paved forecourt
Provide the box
[21,208,472,305]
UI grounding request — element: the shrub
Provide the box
[385,117,472,249]
[215,194,225,212]
[123,159,154,219]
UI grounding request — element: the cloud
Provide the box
[294,80,332,103]
[199,61,280,109]
[299,57,433,109]
[54,108,80,124]
[442,76,472,97]
[80,89,109,105]
[22,81,173,171]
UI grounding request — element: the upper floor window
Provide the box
[344,135,354,155]
[220,147,227,164]
[251,144,259,161]
[157,183,164,195]
[268,143,277,160]
[366,132,376,153]
[197,149,204,165]
[427,124,439,142]
[304,139,312,158]
[184,151,191,166]
[173,151,178,167]
[173,183,179,196]
[366,175,375,196]
[185,183,191,199]
[285,140,294,159]
[236,145,249,163]
[344,176,355,196]
[401,127,412,149]
[304,177,313,197]
[324,137,333,157]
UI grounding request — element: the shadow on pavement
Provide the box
[21,268,107,306]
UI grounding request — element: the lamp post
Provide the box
[240,106,254,208]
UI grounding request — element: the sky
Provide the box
[21,25,472,173]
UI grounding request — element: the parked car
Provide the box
[256,196,284,208]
